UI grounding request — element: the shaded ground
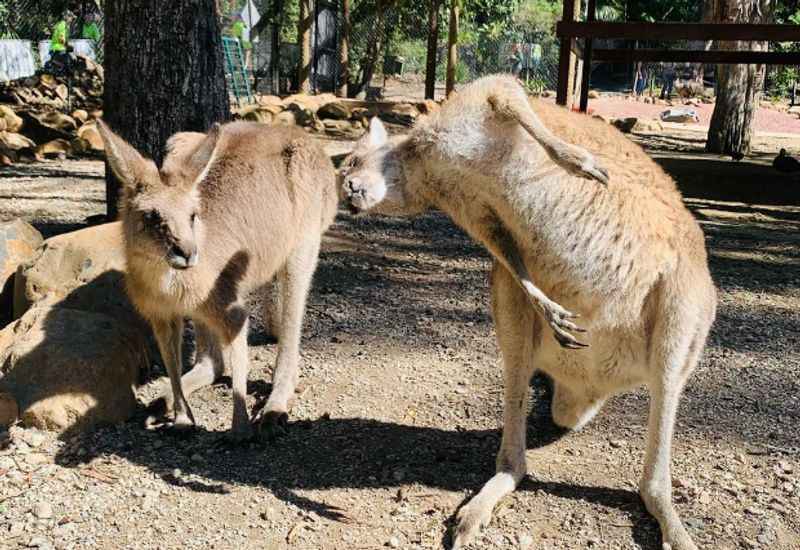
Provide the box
[0,128,799,550]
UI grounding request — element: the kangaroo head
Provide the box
[340,118,411,215]
[97,121,222,270]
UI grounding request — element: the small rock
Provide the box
[0,392,19,427]
[387,535,400,548]
[609,439,625,449]
[191,453,204,462]
[33,501,54,519]
[612,117,638,133]
[518,532,534,549]
[27,535,52,549]
[22,430,46,448]
[8,522,25,537]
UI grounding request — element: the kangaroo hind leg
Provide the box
[452,261,539,549]
[487,80,609,185]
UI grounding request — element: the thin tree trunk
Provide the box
[424,0,440,100]
[565,0,582,108]
[298,0,312,93]
[351,0,386,98]
[270,0,286,95]
[337,0,350,97]
[445,0,458,97]
[103,0,229,219]
[706,0,771,154]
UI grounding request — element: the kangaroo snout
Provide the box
[168,241,198,269]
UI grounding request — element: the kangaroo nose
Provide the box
[170,241,198,268]
[346,176,360,193]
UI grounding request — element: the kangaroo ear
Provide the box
[186,123,222,187]
[368,118,388,148]
[96,120,158,194]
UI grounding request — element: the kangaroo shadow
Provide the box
[51,371,663,549]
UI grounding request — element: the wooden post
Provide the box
[424,0,440,100]
[337,0,350,97]
[578,0,596,112]
[556,0,577,106]
[445,0,458,97]
[298,0,312,93]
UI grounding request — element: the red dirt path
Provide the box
[587,97,800,134]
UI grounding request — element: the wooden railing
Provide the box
[555,0,800,112]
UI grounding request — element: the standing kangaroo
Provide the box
[98,121,338,439]
[339,75,716,550]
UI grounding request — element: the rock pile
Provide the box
[0,55,103,112]
[0,56,104,165]
[234,94,439,139]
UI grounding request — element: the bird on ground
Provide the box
[773,148,800,173]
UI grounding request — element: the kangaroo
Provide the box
[339,75,716,550]
[98,120,338,439]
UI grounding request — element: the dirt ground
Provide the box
[0,126,799,550]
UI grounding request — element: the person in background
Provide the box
[508,43,524,81]
[635,62,649,96]
[50,10,75,54]
[82,12,101,42]
[230,14,252,70]
[661,61,676,99]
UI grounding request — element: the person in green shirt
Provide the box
[82,14,101,42]
[230,14,252,69]
[50,13,73,53]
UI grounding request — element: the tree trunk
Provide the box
[424,0,440,100]
[706,0,771,154]
[445,0,458,97]
[298,0,313,93]
[103,0,230,220]
[337,0,350,97]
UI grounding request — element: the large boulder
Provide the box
[0,105,23,133]
[0,305,146,432]
[14,222,129,319]
[318,100,352,120]
[36,138,72,159]
[0,219,43,327]
[18,111,73,144]
[377,103,419,126]
[0,131,35,152]
[39,111,77,132]
[76,122,104,152]
[633,119,663,133]
[660,107,700,123]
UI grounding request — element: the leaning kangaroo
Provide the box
[339,75,716,550]
[98,121,338,438]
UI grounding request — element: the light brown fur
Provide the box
[99,121,338,438]
[339,75,716,550]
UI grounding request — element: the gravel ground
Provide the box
[587,97,800,135]
[0,129,799,550]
